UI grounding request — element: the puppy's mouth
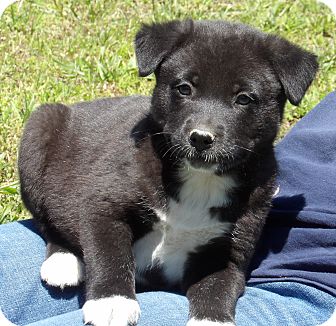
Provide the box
[160,136,249,173]
[180,147,241,173]
[187,152,218,169]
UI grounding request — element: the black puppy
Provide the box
[19,20,317,326]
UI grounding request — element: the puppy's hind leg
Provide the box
[40,242,85,289]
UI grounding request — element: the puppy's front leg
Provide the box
[185,197,271,326]
[185,264,244,326]
[81,218,140,326]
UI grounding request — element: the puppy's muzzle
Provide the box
[189,129,215,152]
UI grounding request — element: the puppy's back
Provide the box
[18,95,151,222]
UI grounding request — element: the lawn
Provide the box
[0,0,335,224]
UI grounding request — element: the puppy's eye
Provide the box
[235,94,253,105]
[177,84,192,96]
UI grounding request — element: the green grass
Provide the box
[0,0,335,224]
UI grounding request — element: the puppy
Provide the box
[18,20,318,326]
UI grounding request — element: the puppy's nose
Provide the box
[189,129,215,151]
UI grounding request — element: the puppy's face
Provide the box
[151,37,284,171]
[136,21,318,172]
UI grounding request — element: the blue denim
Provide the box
[0,220,335,326]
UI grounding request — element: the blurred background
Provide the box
[0,0,335,223]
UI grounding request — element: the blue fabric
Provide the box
[249,92,336,295]
[1,93,336,325]
[0,220,335,326]
[0,221,83,325]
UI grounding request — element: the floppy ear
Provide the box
[135,20,193,77]
[266,35,318,105]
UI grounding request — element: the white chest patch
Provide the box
[133,164,237,285]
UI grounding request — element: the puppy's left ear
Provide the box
[135,20,193,77]
[266,35,318,105]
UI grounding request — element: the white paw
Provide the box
[187,318,235,326]
[82,296,141,326]
[40,252,85,288]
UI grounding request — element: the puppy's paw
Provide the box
[40,252,85,288]
[82,296,140,326]
[187,318,235,326]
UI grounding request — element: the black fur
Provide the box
[19,20,318,325]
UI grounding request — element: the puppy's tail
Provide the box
[18,103,71,218]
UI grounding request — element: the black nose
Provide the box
[189,130,214,151]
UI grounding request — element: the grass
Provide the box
[0,0,335,224]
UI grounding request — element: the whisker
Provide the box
[151,132,172,137]
[181,145,189,156]
[162,144,180,158]
[233,144,257,154]
[178,145,190,159]
[131,131,172,142]
[188,148,194,159]
[155,140,169,155]
[170,145,182,158]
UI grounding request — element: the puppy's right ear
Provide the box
[135,20,193,77]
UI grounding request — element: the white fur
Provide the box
[82,296,140,326]
[190,129,215,140]
[273,185,280,197]
[133,163,237,283]
[187,318,235,326]
[40,252,84,288]
[178,162,237,209]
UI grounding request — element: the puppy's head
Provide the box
[135,20,318,172]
